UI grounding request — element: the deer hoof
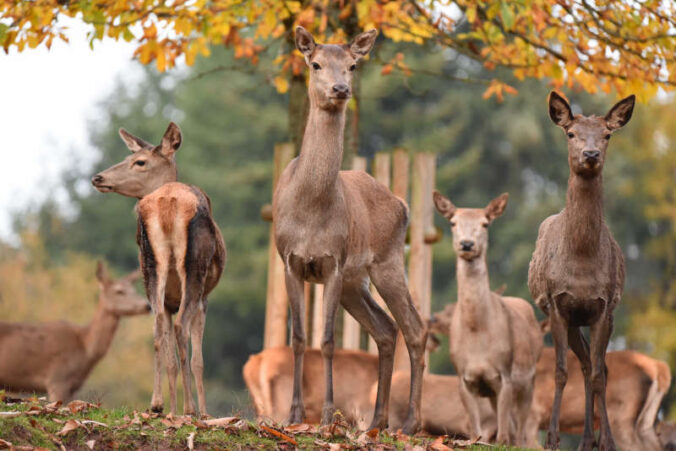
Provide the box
[150,404,163,414]
[597,437,616,451]
[367,417,388,431]
[287,404,305,425]
[544,431,559,450]
[320,405,336,425]
[401,417,420,436]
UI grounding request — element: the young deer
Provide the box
[528,92,634,450]
[0,262,149,402]
[433,192,542,446]
[91,123,226,417]
[272,27,427,433]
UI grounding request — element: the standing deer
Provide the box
[433,192,542,445]
[91,123,226,417]
[272,27,427,433]
[0,262,149,402]
[529,92,634,450]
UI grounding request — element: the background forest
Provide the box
[1,38,674,419]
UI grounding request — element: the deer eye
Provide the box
[312,62,321,70]
[349,64,356,72]
[567,132,575,139]
[604,134,611,140]
[450,221,456,227]
[115,288,125,295]
[134,160,146,167]
[482,222,489,228]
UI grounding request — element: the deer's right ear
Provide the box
[548,91,574,129]
[159,122,182,157]
[295,26,316,59]
[433,190,456,220]
[96,261,110,284]
[119,129,152,153]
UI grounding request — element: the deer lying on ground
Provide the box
[429,307,670,450]
[243,347,378,427]
[529,92,634,450]
[92,123,226,417]
[272,27,426,433]
[433,192,542,446]
[0,262,149,402]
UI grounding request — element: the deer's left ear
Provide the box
[485,192,509,223]
[605,95,635,130]
[96,261,110,284]
[433,190,456,221]
[295,26,316,59]
[159,122,182,157]
[349,29,378,60]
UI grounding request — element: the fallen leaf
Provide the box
[284,423,317,434]
[187,432,195,450]
[86,440,96,450]
[367,428,379,439]
[203,416,239,427]
[0,438,11,449]
[0,412,23,418]
[429,436,453,451]
[45,400,62,411]
[57,419,81,436]
[260,424,298,446]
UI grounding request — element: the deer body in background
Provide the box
[92,123,226,417]
[528,92,635,450]
[433,192,542,446]
[272,27,426,433]
[0,262,149,402]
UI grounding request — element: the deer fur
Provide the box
[92,122,226,417]
[528,92,634,450]
[0,262,149,402]
[433,191,542,446]
[272,26,426,433]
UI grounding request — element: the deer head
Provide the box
[91,122,182,198]
[548,92,635,178]
[96,261,150,316]
[295,26,377,112]
[433,192,509,261]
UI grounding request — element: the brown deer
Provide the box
[528,92,634,450]
[272,27,426,433]
[243,347,378,427]
[91,123,226,417]
[433,192,542,445]
[0,262,149,402]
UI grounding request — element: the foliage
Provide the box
[1,0,674,101]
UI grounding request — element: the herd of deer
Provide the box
[0,26,672,450]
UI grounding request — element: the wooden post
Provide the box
[368,152,392,354]
[342,156,367,350]
[392,150,411,370]
[312,284,324,349]
[263,143,295,349]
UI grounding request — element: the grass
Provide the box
[0,395,530,450]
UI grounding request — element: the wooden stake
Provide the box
[312,284,324,349]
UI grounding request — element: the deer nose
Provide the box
[583,150,600,161]
[91,174,104,185]
[460,240,475,251]
[332,83,350,98]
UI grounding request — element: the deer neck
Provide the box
[83,302,120,364]
[293,103,346,201]
[456,255,492,323]
[137,167,178,199]
[563,173,604,255]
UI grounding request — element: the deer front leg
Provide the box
[545,307,569,450]
[285,269,306,425]
[495,374,513,445]
[591,312,616,451]
[459,378,483,441]
[320,271,343,425]
[568,326,594,451]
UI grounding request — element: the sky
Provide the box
[0,21,141,239]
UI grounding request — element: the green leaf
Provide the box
[501,2,514,30]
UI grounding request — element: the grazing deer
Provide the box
[433,192,542,445]
[243,347,378,427]
[91,123,226,417]
[0,262,149,402]
[272,27,427,433]
[528,92,634,450]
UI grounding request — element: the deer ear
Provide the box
[349,29,378,60]
[159,122,182,157]
[548,91,574,129]
[605,95,635,130]
[295,26,316,58]
[96,261,110,284]
[433,190,456,220]
[126,268,142,283]
[540,318,551,334]
[119,128,152,153]
[485,192,509,223]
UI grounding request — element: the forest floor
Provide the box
[0,394,528,450]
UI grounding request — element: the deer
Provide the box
[271,26,427,434]
[0,262,150,402]
[433,191,543,446]
[91,122,226,418]
[429,307,671,450]
[528,92,635,450]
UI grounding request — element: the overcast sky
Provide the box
[0,21,141,239]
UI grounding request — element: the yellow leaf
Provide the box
[274,76,289,94]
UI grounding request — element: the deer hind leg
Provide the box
[340,281,397,430]
[369,255,426,435]
[190,302,208,418]
[284,267,306,424]
[512,377,534,447]
[568,326,595,451]
[590,311,616,451]
[545,304,569,450]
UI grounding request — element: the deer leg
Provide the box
[149,259,169,414]
[162,308,179,416]
[495,375,513,445]
[190,302,208,418]
[459,378,483,440]
[591,313,616,451]
[320,272,343,425]
[568,326,594,451]
[369,257,426,435]
[285,269,306,424]
[513,378,534,447]
[175,298,198,416]
[545,308,569,450]
[340,281,397,430]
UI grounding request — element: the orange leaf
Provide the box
[260,425,298,446]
